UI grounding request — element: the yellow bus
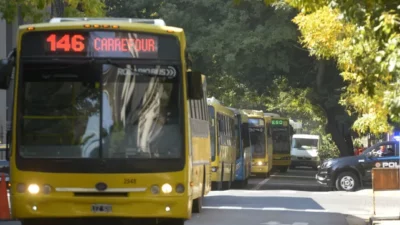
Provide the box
[270,117,292,172]
[243,110,271,178]
[0,17,211,225]
[263,115,274,175]
[207,97,237,190]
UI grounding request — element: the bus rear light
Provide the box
[211,167,218,172]
[175,184,185,193]
[16,183,26,193]
[161,183,172,194]
[150,185,160,194]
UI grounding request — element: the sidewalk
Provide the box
[368,190,400,225]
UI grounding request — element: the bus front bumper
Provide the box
[272,160,291,166]
[251,165,268,174]
[11,194,191,219]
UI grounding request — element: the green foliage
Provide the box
[0,0,106,23]
[263,0,400,135]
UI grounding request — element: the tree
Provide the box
[263,0,400,135]
[0,0,106,22]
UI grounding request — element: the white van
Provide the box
[290,134,320,170]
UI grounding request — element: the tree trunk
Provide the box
[51,0,65,17]
[324,107,353,156]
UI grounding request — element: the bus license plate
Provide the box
[91,204,112,213]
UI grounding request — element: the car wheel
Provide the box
[335,171,359,192]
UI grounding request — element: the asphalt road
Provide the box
[187,167,400,225]
[6,167,400,225]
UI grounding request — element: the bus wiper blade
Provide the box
[106,59,177,79]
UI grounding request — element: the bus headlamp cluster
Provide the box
[255,161,266,166]
[150,183,185,194]
[16,183,53,194]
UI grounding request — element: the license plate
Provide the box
[91,204,112,213]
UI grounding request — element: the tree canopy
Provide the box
[0,0,105,22]
[263,0,400,135]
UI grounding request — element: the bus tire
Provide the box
[279,166,288,173]
[192,167,206,213]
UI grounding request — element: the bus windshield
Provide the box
[248,118,265,158]
[272,127,290,153]
[19,62,182,160]
[292,138,318,150]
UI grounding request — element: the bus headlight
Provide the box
[211,167,218,172]
[161,183,172,194]
[27,184,40,194]
[176,183,185,193]
[151,185,160,194]
[257,161,263,166]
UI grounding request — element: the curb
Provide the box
[346,215,368,225]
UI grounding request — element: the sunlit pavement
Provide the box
[6,168,400,225]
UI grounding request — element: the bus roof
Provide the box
[226,107,249,123]
[293,134,319,139]
[207,97,234,117]
[49,17,166,26]
[19,20,183,34]
[264,112,280,117]
[242,109,264,118]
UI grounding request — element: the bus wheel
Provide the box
[192,196,203,213]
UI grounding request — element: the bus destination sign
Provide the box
[272,119,287,126]
[21,30,180,60]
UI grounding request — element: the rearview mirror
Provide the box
[187,71,203,100]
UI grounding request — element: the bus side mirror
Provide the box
[0,49,16,90]
[187,71,203,100]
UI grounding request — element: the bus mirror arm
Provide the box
[0,48,16,90]
[5,130,11,161]
[187,71,203,100]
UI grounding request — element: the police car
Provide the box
[316,141,400,191]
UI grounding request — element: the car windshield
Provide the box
[19,62,182,159]
[292,138,318,150]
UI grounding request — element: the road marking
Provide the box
[218,206,242,209]
[271,175,315,179]
[203,206,329,213]
[279,190,297,194]
[252,177,271,190]
[262,207,286,210]
[266,183,321,187]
